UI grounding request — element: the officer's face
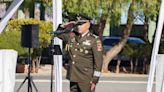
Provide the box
[78,21,90,34]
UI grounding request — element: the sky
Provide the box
[121,2,144,25]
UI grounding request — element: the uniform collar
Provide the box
[78,31,90,43]
[81,30,89,37]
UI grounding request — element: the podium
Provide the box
[0,50,18,92]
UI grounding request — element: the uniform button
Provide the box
[80,49,83,52]
[84,68,88,71]
[73,55,76,57]
[85,50,89,54]
[72,61,75,64]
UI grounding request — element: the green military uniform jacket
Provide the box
[58,31,103,84]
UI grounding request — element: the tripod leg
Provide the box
[31,77,38,92]
[28,76,30,92]
[16,77,28,92]
[30,83,32,92]
[28,76,33,92]
[50,65,54,92]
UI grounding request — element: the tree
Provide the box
[63,0,160,72]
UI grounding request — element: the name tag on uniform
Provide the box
[82,40,91,46]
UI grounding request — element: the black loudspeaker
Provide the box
[21,24,39,48]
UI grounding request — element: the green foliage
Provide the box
[0,30,28,55]
[141,0,160,20]
[63,0,128,26]
[110,0,122,26]
[121,43,152,58]
[0,18,53,55]
[21,0,32,10]
[159,41,164,54]
[63,0,102,18]
[138,43,152,57]
[63,0,160,26]
[40,0,53,7]
[121,44,134,56]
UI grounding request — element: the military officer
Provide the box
[57,20,103,92]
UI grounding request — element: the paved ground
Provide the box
[15,74,155,92]
[14,65,155,92]
[22,65,149,77]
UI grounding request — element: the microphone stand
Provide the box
[49,38,54,92]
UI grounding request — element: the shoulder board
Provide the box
[90,33,99,38]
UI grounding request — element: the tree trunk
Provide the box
[102,24,133,72]
[102,0,135,73]
[29,0,35,18]
[98,18,106,39]
[116,59,121,74]
[32,57,39,73]
[40,2,45,20]
[92,17,106,38]
[130,57,133,73]
[144,18,148,41]
[134,57,138,73]
[24,8,29,18]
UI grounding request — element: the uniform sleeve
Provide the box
[56,33,70,42]
[91,38,103,84]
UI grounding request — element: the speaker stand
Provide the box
[50,64,54,92]
[16,48,38,92]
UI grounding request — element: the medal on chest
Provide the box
[82,40,91,46]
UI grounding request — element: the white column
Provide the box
[53,37,62,92]
[0,50,3,92]
[0,0,24,33]
[53,0,63,92]
[0,50,18,92]
[156,54,164,92]
[53,0,62,31]
[147,1,164,92]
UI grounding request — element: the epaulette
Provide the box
[90,33,99,38]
